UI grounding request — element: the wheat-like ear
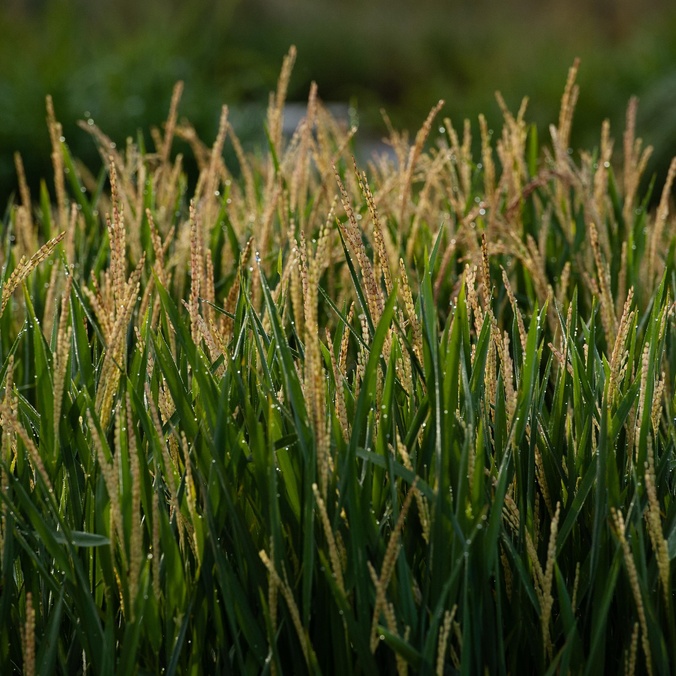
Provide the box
[644,437,670,607]
[53,274,73,443]
[555,58,580,164]
[21,591,35,676]
[1,401,54,497]
[648,156,676,286]
[267,45,297,157]
[0,231,65,315]
[188,200,203,342]
[479,113,496,207]
[312,483,345,593]
[622,97,653,228]
[611,508,653,676]
[334,165,383,325]
[259,548,316,670]
[399,100,445,226]
[399,257,423,367]
[540,502,561,660]
[608,288,635,404]
[593,119,614,222]
[46,95,67,230]
[160,81,184,165]
[125,394,143,622]
[357,164,394,295]
[203,104,229,229]
[436,606,456,676]
[13,153,33,230]
[369,481,417,652]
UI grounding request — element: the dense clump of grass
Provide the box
[1,50,675,674]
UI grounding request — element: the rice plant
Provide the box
[1,50,675,674]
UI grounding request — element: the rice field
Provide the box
[1,49,675,674]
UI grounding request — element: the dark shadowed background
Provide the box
[1,0,675,205]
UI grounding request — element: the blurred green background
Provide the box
[1,0,676,205]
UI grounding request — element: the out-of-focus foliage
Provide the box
[1,0,675,201]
